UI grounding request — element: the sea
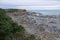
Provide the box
[28,10,60,15]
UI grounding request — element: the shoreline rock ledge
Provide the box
[6,9,60,40]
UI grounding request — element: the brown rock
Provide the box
[17,9,26,13]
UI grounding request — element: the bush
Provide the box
[0,8,25,40]
[25,34,35,40]
[0,8,35,40]
[6,9,18,13]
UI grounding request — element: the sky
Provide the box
[0,0,60,10]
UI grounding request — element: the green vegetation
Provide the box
[6,9,18,13]
[0,8,35,40]
[25,34,35,40]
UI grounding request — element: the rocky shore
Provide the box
[6,9,60,40]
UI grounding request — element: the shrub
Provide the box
[0,8,25,40]
[0,8,35,40]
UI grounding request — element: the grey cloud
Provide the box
[0,0,60,10]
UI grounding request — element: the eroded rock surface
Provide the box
[6,12,60,40]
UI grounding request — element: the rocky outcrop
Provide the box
[17,9,26,13]
[6,10,60,40]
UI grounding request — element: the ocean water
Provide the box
[28,10,60,15]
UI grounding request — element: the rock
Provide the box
[17,9,26,13]
[6,10,60,40]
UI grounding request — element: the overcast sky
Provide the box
[0,0,60,10]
